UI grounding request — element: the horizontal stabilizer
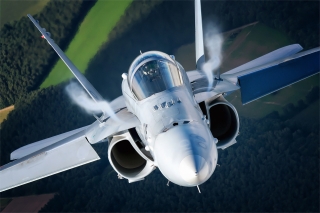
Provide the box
[0,130,100,192]
[238,48,319,104]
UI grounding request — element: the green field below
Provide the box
[0,0,49,28]
[220,22,292,72]
[175,22,319,119]
[40,0,132,88]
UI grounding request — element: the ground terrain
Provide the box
[0,0,49,28]
[40,0,132,88]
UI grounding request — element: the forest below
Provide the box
[0,0,319,212]
[0,0,97,108]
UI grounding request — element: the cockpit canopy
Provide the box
[128,51,183,100]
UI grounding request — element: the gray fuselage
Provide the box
[121,51,218,186]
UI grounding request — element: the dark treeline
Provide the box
[107,0,162,44]
[85,0,319,100]
[0,0,96,108]
[0,84,318,212]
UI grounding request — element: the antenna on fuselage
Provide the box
[167,180,170,186]
[140,50,142,54]
[197,185,201,193]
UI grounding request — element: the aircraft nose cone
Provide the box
[154,122,218,186]
[179,155,209,185]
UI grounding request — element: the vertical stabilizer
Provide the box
[195,0,205,70]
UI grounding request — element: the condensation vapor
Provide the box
[202,23,223,90]
[65,82,122,123]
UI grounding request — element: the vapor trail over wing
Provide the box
[188,44,304,89]
[86,108,141,144]
[27,14,106,113]
[187,44,319,105]
[0,130,100,192]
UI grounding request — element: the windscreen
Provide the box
[132,60,182,100]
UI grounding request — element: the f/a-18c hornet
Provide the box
[0,0,319,193]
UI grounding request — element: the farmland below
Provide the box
[0,0,49,28]
[40,0,132,88]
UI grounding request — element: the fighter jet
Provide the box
[0,0,319,192]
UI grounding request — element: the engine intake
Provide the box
[202,95,239,149]
[108,130,154,182]
[111,140,146,169]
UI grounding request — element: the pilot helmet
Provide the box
[128,51,183,100]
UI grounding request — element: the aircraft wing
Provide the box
[222,47,320,104]
[188,45,319,104]
[0,129,100,192]
[27,14,106,113]
[222,44,303,76]
[9,95,127,161]
[1,93,139,192]
[10,126,89,160]
[191,1,319,104]
[188,44,304,92]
